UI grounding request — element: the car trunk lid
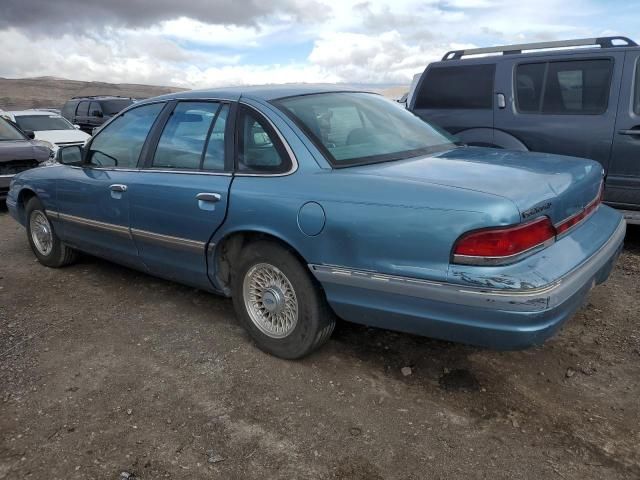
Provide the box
[348,146,603,225]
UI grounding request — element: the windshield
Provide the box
[102,99,133,115]
[15,115,74,131]
[273,92,455,167]
[0,117,26,141]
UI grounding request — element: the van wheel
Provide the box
[231,240,335,359]
[25,197,77,268]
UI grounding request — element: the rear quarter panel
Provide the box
[219,169,521,284]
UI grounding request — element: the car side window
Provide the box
[516,59,613,115]
[152,102,220,170]
[236,106,291,173]
[633,61,640,115]
[87,103,164,168]
[414,64,495,109]
[89,102,102,117]
[76,101,89,117]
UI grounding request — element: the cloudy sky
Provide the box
[1,0,637,88]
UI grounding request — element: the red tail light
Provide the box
[555,186,602,236]
[453,217,556,265]
[453,183,603,266]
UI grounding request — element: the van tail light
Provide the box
[453,216,556,266]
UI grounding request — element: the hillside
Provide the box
[0,77,186,110]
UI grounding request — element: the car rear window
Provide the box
[516,59,613,114]
[414,64,495,110]
[274,92,455,167]
[15,115,74,131]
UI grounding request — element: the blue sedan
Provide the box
[6,85,625,358]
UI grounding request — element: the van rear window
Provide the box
[414,64,495,110]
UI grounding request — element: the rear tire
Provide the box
[231,240,335,359]
[25,197,77,268]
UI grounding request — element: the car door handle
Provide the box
[110,184,127,192]
[618,129,640,136]
[196,192,221,203]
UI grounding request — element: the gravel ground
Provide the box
[1,205,639,480]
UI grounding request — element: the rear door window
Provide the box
[89,102,102,117]
[414,64,495,109]
[76,101,89,117]
[516,59,613,114]
[152,102,220,170]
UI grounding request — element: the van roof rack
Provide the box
[442,36,637,61]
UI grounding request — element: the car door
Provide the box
[608,50,640,209]
[88,101,104,130]
[55,102,166,268]
[127,100,234,289]
[74,101,90,130]
[494,52,624,170]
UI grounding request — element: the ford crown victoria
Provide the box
[6,86,625,358]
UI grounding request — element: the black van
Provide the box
[408,36,640,223]
[61,96,133,134]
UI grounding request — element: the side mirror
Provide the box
[91,110,103,118]
[73,124,81,129]
[57,145,83,166]
[24,130,35,140]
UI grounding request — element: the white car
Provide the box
[3,110,90,153]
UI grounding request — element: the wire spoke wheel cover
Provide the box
[243,262,299,339]
[30,210,53,256]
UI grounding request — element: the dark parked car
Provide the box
[408,36,640,223]
[61,96,133,134]
[0,117,50,201]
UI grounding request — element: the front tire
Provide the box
[25,197,77,268]
[231,241,335,359]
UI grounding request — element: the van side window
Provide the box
[414,64,495,109]
[634,61,640,115]
[516,59,613,115]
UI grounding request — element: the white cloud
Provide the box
[0,0,636,88]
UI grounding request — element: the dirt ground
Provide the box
[1,205,639,480]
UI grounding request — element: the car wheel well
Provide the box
[17,189,38,222]
[214,231,309,294]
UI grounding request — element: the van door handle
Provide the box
[196,192,221,203]
[618,129,640,136]
[110,184,127,192]
[496,93,506,109]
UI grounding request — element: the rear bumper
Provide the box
[310,212,625,350]
[620,209,640,225]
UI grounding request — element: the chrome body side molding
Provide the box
[47,210,206,251]
[46,210,131,237]
[130,228,206,251]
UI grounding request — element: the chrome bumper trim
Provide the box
[309,218,625,313]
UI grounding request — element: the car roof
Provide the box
[71,96,132,100]
[141,84,374,104]
[9,110,62,117]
